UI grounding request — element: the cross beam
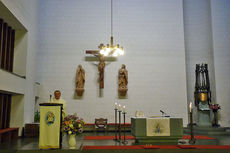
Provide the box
[86,50,99,56]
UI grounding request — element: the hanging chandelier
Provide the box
[98,0,124,57]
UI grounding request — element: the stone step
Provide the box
[183,127,230,135]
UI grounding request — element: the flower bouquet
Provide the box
[210,104,221,127]
[210,104,221,112]
[62,114,85,135]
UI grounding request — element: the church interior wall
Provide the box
[0,0,39,135]
[0,0,230,132]
[211,0,230,127]
[0,69,26,94]
[36,0,188,125]
[13,30,28,77]
[183,0,216,123]
[10,95,24,136]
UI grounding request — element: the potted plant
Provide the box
[62,114,85,149]
[34,110,40,123]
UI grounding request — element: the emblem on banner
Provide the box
[154,123,161,134]
[46,111,55,125]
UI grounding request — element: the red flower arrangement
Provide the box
[210,104,221,110]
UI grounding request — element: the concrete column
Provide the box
[183,0,216,123]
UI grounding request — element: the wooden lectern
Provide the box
[39,103,63,149]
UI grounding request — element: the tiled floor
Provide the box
[0,132,230,150]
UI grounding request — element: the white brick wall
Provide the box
[36,0,188,125]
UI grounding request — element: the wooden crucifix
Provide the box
[98,55,105,88]
[86,50,112,89]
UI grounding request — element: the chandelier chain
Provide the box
[111,0,113,37]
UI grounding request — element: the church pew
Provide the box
[0,128,19,143]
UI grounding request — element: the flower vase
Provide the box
[68,134,76,149]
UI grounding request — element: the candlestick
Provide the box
[189,102,192,113]
[122,111,128,144]
[122,106,126,113]
[115,102,118,109]
[189,109,196,144]
[114,105,118,141]
[118,109,122,141]
[118,104,122,111]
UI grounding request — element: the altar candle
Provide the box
[118,104,122,111]
[115,102,118,109]
[189,102,192,113]
[122,106,126,113]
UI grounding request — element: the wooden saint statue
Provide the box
[76,64,85,96]
[118,64,128,96]
[98,56,105,88]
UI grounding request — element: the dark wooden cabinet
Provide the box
[24,123,39,137]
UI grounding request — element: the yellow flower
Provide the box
[69,124,73,128]
[78,124,82,128]
[68,131,72,134]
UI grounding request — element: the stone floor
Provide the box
[1,131,230,151]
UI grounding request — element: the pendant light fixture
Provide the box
[99,0,124,57]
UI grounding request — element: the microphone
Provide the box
[50,95,52,102]
[160,110,170,117]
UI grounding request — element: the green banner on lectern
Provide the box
[39,103,62,149]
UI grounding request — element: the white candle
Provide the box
[189,102,192,113]
[118,104,122,111]
[122,106,126,113]
[115,102,118,109]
